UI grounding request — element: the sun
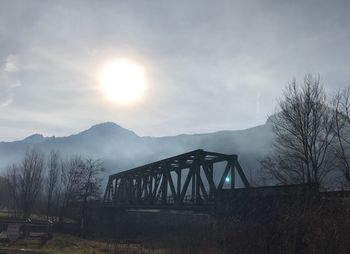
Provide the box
[99,59,146,103]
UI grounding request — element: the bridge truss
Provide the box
[103,149,250,208]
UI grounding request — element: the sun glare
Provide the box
[99,59,146,103]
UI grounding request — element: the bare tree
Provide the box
[58,155,103,229]
[6,149,45,218]
[59,155,84,222]
[20,149,44,218]
[261,75,335,185]
[79,158,104,236]
[0,175,10,213]
[5,165,20,217]
[333,87,350,186]
[45,150,61,219]
[0,176,6,206]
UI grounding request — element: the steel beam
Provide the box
[103,150,250,208]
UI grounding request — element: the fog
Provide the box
[0,121,274,187]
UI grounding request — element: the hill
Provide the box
[0,121,275,182]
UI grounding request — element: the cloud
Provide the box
[4,55,18,72]
[1,0,350,140]
[0,54,21,107]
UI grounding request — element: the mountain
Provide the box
[0,121,275,183]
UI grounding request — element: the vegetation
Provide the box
[0,233,167,254]
[6,149,45,218]
[45,151,60,220]
[260,74,350,187]
[0,150,104,236]
[333,87,350,186]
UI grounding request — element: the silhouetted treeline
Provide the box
[0,149,104,235]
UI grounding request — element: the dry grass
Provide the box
[0,233,168,254]
[0,211,9,218]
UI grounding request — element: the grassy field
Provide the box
[0,234,168,254]
[0,211,9,218]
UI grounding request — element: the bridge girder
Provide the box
[103,149,250,208]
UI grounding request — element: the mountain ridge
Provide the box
[12,121,271,141]
[0,121,275,183]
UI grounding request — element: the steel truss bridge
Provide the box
[103,149,250,209]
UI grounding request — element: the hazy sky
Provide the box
[1,0,350,141]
